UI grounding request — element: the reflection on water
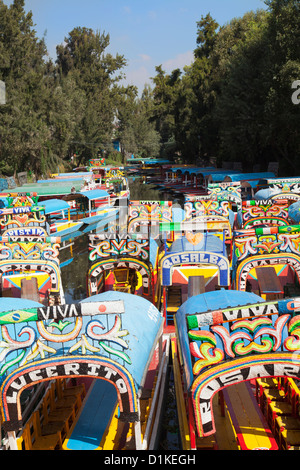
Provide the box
[60,233,89,304]
[128,178,164,201]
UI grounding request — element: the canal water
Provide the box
[59,178,181,449]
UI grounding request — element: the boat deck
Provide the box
[221,381,278,450]
[62,379,119,450]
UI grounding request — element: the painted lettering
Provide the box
[64,363,80,375]
[292,80,300,105]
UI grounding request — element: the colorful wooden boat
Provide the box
[72,164,130,203]
[61,189,119,233]
[86,200,169,305]
[102,168,130,202]
[33,190,119,239]
[235,199,290,230]
[37,198,84,237]
[160,232,230,327]
[158,194,232,326]
[171,289,300,449]
[0,193,64,305]
[231,224,300,299]
[0,292,168,450]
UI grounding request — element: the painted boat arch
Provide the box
[236,199,290,230]
[162,250,230,287]
[191,353,300,437]
[232,225,300,292]
[0,292,163,433]
[87,257,152,297]
[1,355,138,432]
[234,253,300,291]
[161,234,230,288]
[0,258,61,293]
[174,290,300,438]
[86,201,166,300]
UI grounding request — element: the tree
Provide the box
[261,0,300,173]
[213,10,271,168]
[0,0,52,175]
[213,1,300,172]
[116,85,161,159]
[194,13,219,60]
[56,27,127,164]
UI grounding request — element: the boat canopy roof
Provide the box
[54,172,94,178]
[288,201,300,223]
[224,172,275,182]
[0,181,84,196]
[80,189,110,199]
[37,176,93,184]
[176,289,265,388]
[169,233,225,255]
[168,166,215,175]
[207,172,229,182]
[258,177,300,185]
[0,297,44,313]
[178,289,263,316]
[37,198,71,214]
[254,187,282,200]
[80,291,163,388]
[62,188,110,201]
[127,158,171,164]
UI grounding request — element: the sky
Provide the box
[4,0,268,93]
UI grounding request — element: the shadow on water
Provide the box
[159,366,181,450]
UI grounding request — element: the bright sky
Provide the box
[4,0,267,93]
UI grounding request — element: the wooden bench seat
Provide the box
[275,415,300,447]
[17,411,62,450]
[58,380,85,400]
[263,387,286,402]
[267,400,293,431]
[281,429,300,450]
[256,377,278,412]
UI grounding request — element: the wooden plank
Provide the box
[188,276,205,298]
[256,266,283,294]
[212,393,239,450]
[62,379,118,450]
[281,429,300,449]
[171,336,191,450]
[223,382,278,450]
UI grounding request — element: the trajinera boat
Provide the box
[0,292,169,450]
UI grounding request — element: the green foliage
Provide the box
[116,84,161,159]
[0,0,299,176]
[150,0,300,173]
[0,1,155,176]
